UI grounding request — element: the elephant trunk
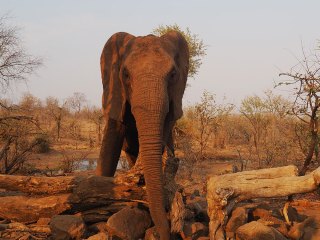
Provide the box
[137,119,170,240]
[132,76,170,240]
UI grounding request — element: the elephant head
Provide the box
[98,31,189,239]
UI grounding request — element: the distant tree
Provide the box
[152,24,206,78]
[0,97,43,174]
[279,45,320,175]
[193,90,233,158]
[0,14,41,93]
[45,97,68,141]
[240,95,270,167]
[240,91,293,168]
[19,93,42,117]
[85,106,104,145]
[0,15,42,174]
[66,92,87,114]
[264,90,291,118]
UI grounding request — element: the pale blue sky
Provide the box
[1,1,319,107]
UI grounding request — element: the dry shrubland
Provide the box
[1,87,318,174]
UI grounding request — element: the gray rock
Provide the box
[106,206,152,240]
[50,215,85,240]
[236,221,287,240]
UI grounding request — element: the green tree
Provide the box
[152,24,206,78]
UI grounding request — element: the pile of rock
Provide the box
[225,202,320,240]
[0,192,209,240]
[0,165,320,239]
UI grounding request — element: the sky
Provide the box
[1,0,320,108]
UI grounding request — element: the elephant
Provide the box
[96,31,189,240]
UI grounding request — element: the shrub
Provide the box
[33,134,51,153]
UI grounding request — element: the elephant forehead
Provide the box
[126,37,172,65]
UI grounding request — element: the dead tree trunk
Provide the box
[0,174,146,223]
[206,165,320,240]
[0,157,184,231]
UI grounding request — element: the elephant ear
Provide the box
[161,31,189,121]
[101,32,135,122]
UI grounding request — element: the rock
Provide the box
[286,205,307,223]
[8,222,29,231]
[37,217,51,225]
[106,206,152,240]
[145,226,159,240]
[249,206,289,237]
[87,222,108,234]
[257,218,288,238]
[28,222,51,232]
[50,215,86,240]
[225,207,248,239]
[87,232,109,240]
[236,221,287,240]
[251,207,273,221]
[301,227,320,240]
[183,222,209,239]
[186,196,209,222]
[0,223,8,231]
[288,217,319,240]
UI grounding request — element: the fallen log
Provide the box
[0,175,146,223]
[0,157,185,232]
[206,165,320,240]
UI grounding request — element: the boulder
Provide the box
[87,232,109,240]
[301,227,320,240]
[286,205,307,223]
[186,196,208,222]
[50,215,85,240]
[236,221,287,240]
[87,222,108,234]
[183,221,208,239]
[225,207,248,239]
[37,218,51,225]
[145,226,159,240]
[8,222,29,231]
[288,217,319,240]
[250,206,289,237]
[106,206,152,240]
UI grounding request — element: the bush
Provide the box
[33,134,51,153]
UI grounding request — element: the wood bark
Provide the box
[206,165,320,240]
[0,174,146,223]
[0,157,184,229]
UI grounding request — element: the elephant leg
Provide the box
[97,118,125,177]
[122,126,139,168]
[166,130,175,158]
[163,118,176,157]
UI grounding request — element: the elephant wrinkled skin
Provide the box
[97,31,189,240]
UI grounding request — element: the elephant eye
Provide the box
[169,68,177,81]
[123,67,130,80]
